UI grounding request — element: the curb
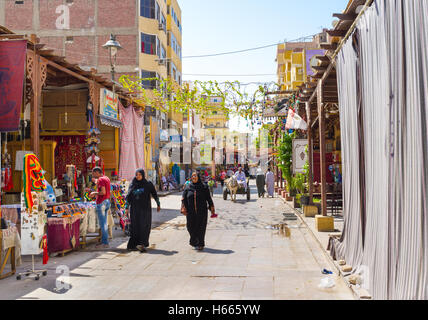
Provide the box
[278,194,360,300]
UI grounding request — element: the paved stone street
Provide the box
[0,185,354,300]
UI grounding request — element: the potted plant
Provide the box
[294,193,302,208]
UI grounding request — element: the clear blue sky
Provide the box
[180,0,348,131]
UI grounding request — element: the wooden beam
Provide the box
[312,66,328,72]
[306,102,314,203]
[326,29,348,37]
[333,13,358,21]
[318,84,327,216]
[320,43,338,50]
[315,55,330,62]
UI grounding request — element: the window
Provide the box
[141,70,158,89]
[169,32,182,59]
[140,0,156,19]
[160,13,166,31]
[161,45,166,60]
[141,33,156,55]
[155,1,161,23]
[170,6,182,33]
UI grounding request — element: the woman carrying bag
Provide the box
[181,171,217,251]
[125,169,161,252]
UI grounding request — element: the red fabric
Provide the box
[118,103,145,181]
[43,136,87,178]
[42,234,49,264]
[2,167,13,191]
[96,176,111,204]
[47,219,80,254]
[313,152,334,183]
[0,40,27,132]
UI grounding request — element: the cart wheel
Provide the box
[42,271,48,276]
[16,275,22,280]
[223,188,228,200]
[35,276,40,281]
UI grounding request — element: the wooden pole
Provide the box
[318,83,327,216]
[29,35,41,157]
[306,102,314,203]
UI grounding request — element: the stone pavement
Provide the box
[0,185,354,300]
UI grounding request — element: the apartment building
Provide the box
[276,33,327,91]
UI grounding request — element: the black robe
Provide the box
[256,173,266,197]
[182,182,214,248]
[126,179,160,249]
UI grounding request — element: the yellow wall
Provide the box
[277,45,318,91]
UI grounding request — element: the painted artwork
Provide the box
[292,139,309,174]
[0,40,27,132]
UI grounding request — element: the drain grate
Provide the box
[283,213,298,220]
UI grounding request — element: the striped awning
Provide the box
[98,115,122,128]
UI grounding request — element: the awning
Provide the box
[98,114,123,128]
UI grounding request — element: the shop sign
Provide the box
[99,88,123,127]
[100,88,119,119]
[292,139,309,174]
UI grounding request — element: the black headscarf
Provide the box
[189,171,206,191]
[129,168,146,190]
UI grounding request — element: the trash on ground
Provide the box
[322,269,333,275]
[318,277,336,289]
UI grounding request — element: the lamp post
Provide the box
[102,34,122,82]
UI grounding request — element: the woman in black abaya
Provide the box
[125,169,161,252]
[182,171,216,251]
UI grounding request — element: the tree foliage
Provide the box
[119,76,279,121]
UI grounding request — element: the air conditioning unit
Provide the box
[158,23,164,30]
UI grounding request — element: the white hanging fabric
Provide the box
[333,0,428,300]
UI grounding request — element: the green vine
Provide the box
[119,76,280,122]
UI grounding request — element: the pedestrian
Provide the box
[208,178,215,197]
[220,169,226,187]
[266,168,275,198]
[256,168,266,198]
[181,171,216,251]
[125,169,161,252]
[90,167,111,248]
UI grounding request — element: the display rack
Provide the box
[0,230,16,280]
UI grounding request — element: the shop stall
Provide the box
[0,26,141,278]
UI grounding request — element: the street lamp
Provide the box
[102,34,122,82]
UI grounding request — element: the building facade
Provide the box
[276,33,327,91]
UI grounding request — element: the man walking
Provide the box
[266,168,275,198]
[90,167,111,248]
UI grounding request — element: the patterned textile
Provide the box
[43,136,87,178]
[23,154,46,210]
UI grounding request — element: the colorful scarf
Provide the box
[23,154,46,210]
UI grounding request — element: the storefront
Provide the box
[0,27,132,279]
